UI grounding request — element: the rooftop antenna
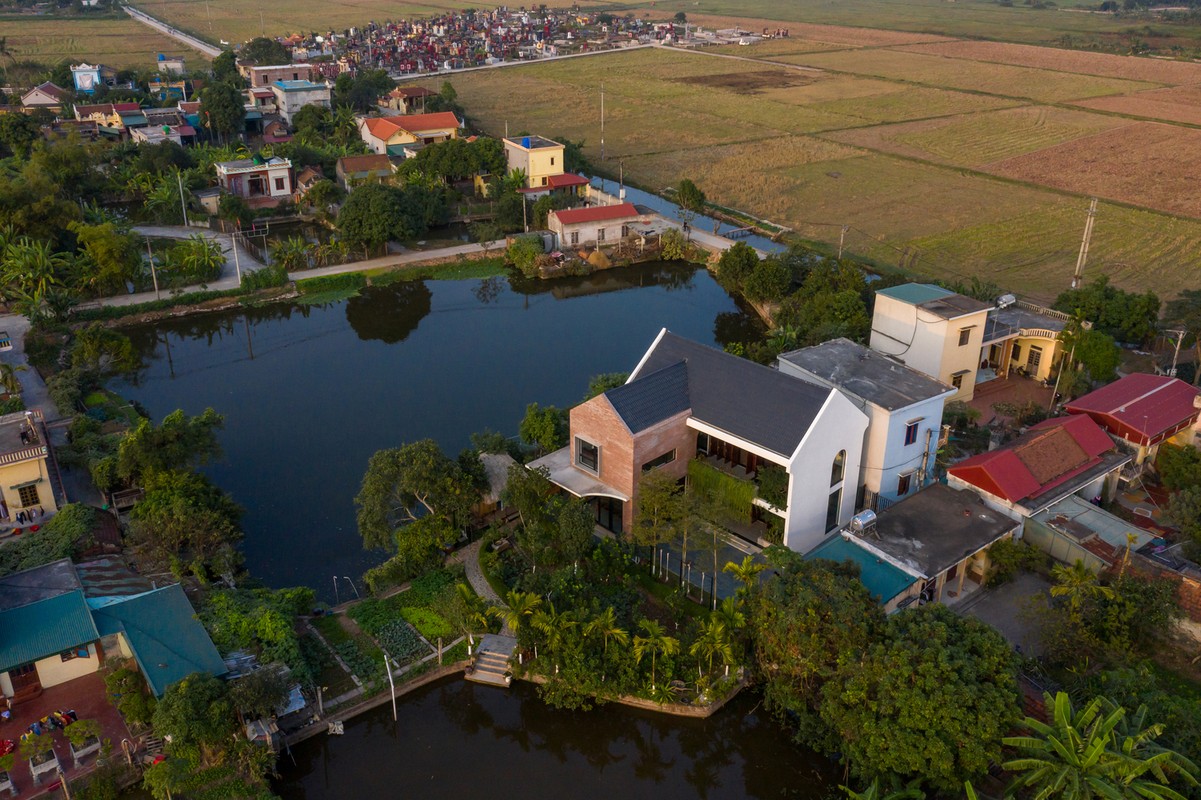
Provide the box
[1071,197,1098,290]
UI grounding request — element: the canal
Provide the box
[273,678,835,799]
[112,262,763,596]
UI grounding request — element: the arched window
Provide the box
[831,450,845,486]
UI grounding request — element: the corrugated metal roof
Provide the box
[1065,373,1201,444]
[0,591,99,673]
[92,584,225,697]
[605,361,689,433]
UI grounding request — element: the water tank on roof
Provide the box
[522,136,530,148]
[158,53,166,61]
[849,509,877,534]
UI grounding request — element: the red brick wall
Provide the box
[630,411,696,528]
[1125,554,1201,623]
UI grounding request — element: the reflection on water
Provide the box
[274,679,834,800]
[112,263,762,595]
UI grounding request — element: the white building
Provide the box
[215,156,293,207]
[778,338,955,508]
[270,79,331,125]
[548,202,643,249]
[868,283,991,402]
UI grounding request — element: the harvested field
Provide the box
[804,86,1019,126]
[987,121,1201,217]
[776,49,1161,102]
[1,14,191,67]
[896,40,1201,84]
[1072,85,1201,126]
[824,106,1127,165]
[630,11,957,46]
[709,39,857,57]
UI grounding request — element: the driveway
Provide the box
[957,571,1053,656]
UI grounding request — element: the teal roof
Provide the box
[0,591,99,673]
[92,584,225,697]
[875,283,953,306]
[807,535,916,604]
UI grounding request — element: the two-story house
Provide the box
[270,79,331,124]
[778,338,955,508]
[529,330,869,553]
[0,410,58,527]
[240,62,315,87]
[503,134,590,200]
[869,283,991,402]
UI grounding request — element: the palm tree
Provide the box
[632,619,680,690]
[723,555,766,599]
[583,606,629,656]
[689,617,734,682]
[0,362,27,396]
[489,589,541,633]
[531,602,578,672]
[1003,692,1197,800]
[270,236,311,271]
[713,596,746,632]
[1050,560,1114,622]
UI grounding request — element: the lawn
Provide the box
[1,13,200,68]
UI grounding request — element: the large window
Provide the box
[642,449,676,473]
[904,420,921,446]
[826,489,842,532]
[831,450,845,486]
[575,437,599,473]
[17,484,39,508]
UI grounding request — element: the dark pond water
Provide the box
[273,678,835,800]
[112,262,762,597]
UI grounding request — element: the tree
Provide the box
[439,80,457,105]
[1055,276,1160,346]
[228,668,289,721]
[116,408,224,485]
[152,672,236,759]
[675,178,705,233]
[211,50,240,85]
[1051,560,1114,624]
[531,602,579,669]
[518,402,567,454]
[490,589,541,633]
[1056,318,1120,395]
[674,11,687,23]
[1157,445,1201,492]
[354,439,478,552]
[3,238,66,298]
[337,182,430,254]
[0,362,24,396]
[1166,289,1201,386]
[583,606,629,657]
[585,372,628,400]
[1169,485,1201,550]
[70,323,138,374]
[242,37,290,65]
[690,616,735,682]
[716,242,758,292]
[743,256,792,303]
[723,555,766,598]
[68,220,140,295]
[0,112,40,158]
[128,470,243,578]
[199,82,246,143]
[632,618,679,690]
[632,470,687,573]
[820,605,1019,790]
[1004,692,1198,800]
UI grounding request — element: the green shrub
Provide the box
[0,504,97,578]
[400,606,453,640]
[985,538,1044,586]
[756,464,789,509]
[240,264,290,291]
[505,234,544,278]
[296,272,366,295]
[105,667,157,727]
[376,620,427,663]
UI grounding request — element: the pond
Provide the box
[273,678,835,799]
[112,262,763,597]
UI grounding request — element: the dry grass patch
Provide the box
[2,14,191,67]
[827,106,1127,165]
[776,49,1160,102]
[987,121,1201,218]
[709,39,857,57]
[631,10,956,46]
[806,86,1018,126]
[1073,85,1201,126]
[895,40,1201,85]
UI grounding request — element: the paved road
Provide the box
[122,4,223,58]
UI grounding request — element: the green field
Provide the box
[1,13,192,68]
[430,44,1201,300]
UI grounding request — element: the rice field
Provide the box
[1,14,190,68]
[1072,85,1201,126]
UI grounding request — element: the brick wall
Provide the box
[1125,553,1201,623]
[630,410,696,528]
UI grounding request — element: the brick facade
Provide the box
[1124,554,1201,624]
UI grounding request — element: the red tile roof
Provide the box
[1064,373,1200,446]
[948,415,1116,504]
[338,153,393,173]
[551,202,639,226]
[547,173,589,189]
[23,81,67,101]
[360,111,460,140]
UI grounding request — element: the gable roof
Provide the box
[0,591,99,673]
[948,415,1121,505]
[337,153,393,174]
[22,82,67,102]
[605,361,690,433]
[360,112,460,140]
[92,584,226,697]
[551,202,639,226]
[876,283,990,320]
[628,330,833,458]
[779,338,954,411]
[1064,373,1201,445]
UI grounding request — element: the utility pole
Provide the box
[1071,197,1098,290]
[384,654,397,721]
[146,239,160,300]
[1166,328,1186,377]
[231,232,242,284]
[838,225,848,260]
[176,171,189,227]
[599,82,604,162]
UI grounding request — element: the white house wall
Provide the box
[784,390,868,554]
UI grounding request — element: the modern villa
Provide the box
[529,330,869,553]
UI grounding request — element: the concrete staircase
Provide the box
[465,634,517,688]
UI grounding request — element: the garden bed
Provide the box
[311,614,384,681]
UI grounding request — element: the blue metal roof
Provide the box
[806,535,916,604]
[92,584,225,697]
[0,591,99,673]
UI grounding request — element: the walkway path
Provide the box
[122,5,224,58]
[453,540,502,606]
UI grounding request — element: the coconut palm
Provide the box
[1003,692,1197,800]
[633,618,679,690]
[689,616,734,681]
[1050,560,1114,622]
[583,606,629,656]
[530,602,578,671]
[841,777,925,800]
[488,589,541,633]
[723,555,766,598]
[0,362,26,396]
